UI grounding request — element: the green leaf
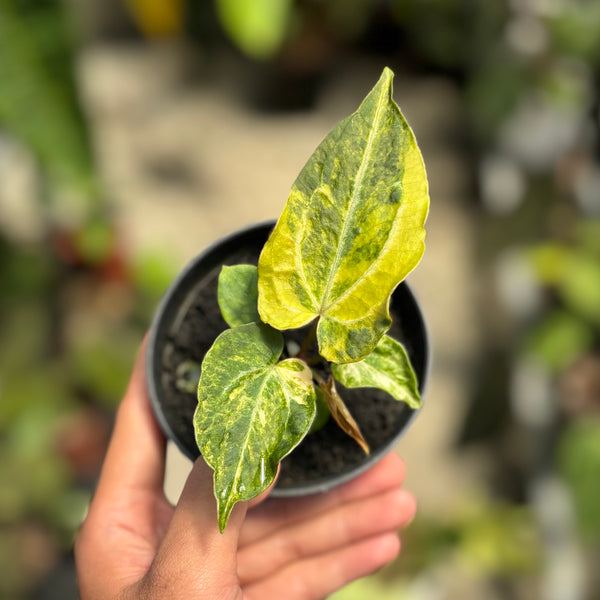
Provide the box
[309,385,331,433]
[218,264,260,327]
[331,335,421,409]
[258,67,429,363]
[194,323,315,531]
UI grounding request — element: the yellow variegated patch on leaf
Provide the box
[331,335,421,409]
[258,67,429,363]
[194,322,315,532]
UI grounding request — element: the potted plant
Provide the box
[147,67,430,532]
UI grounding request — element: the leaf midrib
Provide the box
[227,363,310,496]
[319,83,388,314]
[225,367,275,508]
[325,189,404,310]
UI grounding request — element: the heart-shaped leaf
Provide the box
[218,264,260,327]
[331,335,421,409]
[258,67,429,363]
[194,322,315,531]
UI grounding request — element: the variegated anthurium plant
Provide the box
[193,67,429,532]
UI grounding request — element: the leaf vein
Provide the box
[228,369,273,504]
[319,82,388,312]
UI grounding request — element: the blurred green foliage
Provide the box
[409,498,541,578]
[558,418,600,542]
[519,220,600,564]
[550,3,600,60]
[524,224,600,371]
[0,1,99,204]
[525,310,594,373]
[215,0,293,60]
[0,2,176,597]
[333,494,541,599]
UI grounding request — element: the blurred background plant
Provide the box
[0,0,598,599]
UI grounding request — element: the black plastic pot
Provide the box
[147,221,430,497]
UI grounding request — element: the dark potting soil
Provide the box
[158,245,418,492]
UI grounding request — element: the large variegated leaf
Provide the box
[331,335,421,409]
[194,322,315,531]
[218,264,260,327]
[258,67,429,363]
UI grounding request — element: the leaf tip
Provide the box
[217,494,236,533]
[379,66,395,92]
[381,65,394,80]
[217,513,228,534]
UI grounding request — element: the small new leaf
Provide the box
[331,335,421,409]
[218,264,260,327]
[194,322,315,531]
[319,375,370,455]
[309,385,331,433]
[258,67,429,363]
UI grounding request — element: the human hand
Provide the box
[75,341,417,600]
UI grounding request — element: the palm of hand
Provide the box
[75,346,415,600]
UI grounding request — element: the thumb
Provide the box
[141,458,245,598]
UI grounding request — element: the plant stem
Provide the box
[312,369,326,387]
[297,321,318,359]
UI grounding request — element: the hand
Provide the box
[75,341,417,600]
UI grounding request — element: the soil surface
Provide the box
[156,235,424,492]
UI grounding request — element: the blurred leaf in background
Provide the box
[215,0,293,60]
[549,2,600,61]
[0,0,100,213]
[524,310,594,373]
[558,417,600,542]
[524,222,600,373]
